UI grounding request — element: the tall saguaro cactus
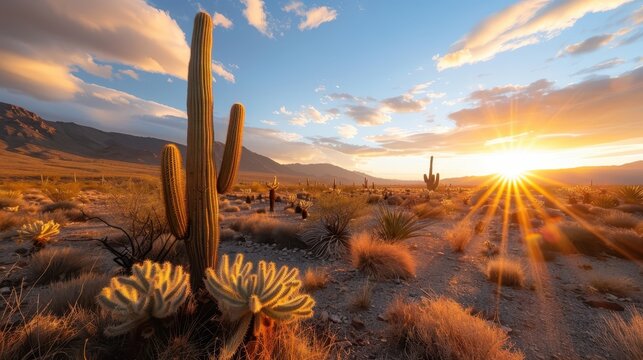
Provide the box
[423,156,440,191]
[161,12,245,289]
[267,176,279,212]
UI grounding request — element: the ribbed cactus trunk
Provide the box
[161,12,245,290]
[269,189,276,212]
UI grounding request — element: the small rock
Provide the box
[604,293,618,301]
[329,314,342,323]
[377,313,388,321]
[320,311,329,322]
[351,317,365,330]
[584,298,624,311]
[0,287,10,295]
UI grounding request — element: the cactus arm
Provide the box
[186,12,219,289]
[217,103,245,194]
[161,144,189,239]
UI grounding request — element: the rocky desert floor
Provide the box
[0,181,641,360]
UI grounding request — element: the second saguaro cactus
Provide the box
[267,176,279,212]
[161,12,245,289]
[423,155,440,191]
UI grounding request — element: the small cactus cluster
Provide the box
[266,176,279,212]
[299,200,313,219]
[17,220,60,246]
[205,254,314,358]
[97,260,190,337]
[423,155,440,191]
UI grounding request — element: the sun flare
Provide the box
[490,150,537,180]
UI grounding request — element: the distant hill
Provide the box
[0,102,401,183]
[442,161,643,186]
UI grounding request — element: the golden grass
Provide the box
[350,281,373,310]
[601,210,641,229]
[486,258,525,287]
[350,232,416,280]
[46,272,112,315]
[230,213,303,248]
[302,267,330,292]
[412,202,446,219]
[445,221,474,252]
[599,309,643,360]
[27,247,99,285]
[589,275,638,298]
[385,297,524,360]
[248,322,341,360]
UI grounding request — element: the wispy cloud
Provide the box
[335,124,358,139]
[434,0,633,70]
[213,12,233,29]
[283,1,338,30]
[212,62,236,83]
[241,0,271,37]
[572,57,625,76]
[119,69,139,80]
[289,105,338,126]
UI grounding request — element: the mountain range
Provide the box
[1,102,640,185]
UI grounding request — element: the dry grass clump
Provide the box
[302,267,330,292]
[550,222,643,258]
[350,232,416,280]
[385,297,524,360]
[589,275,638,298]
[220,228,240,242]
[27,247,99,285]
[601,210,641,229]
[42,183,81,202]
[230,214,303,248]
[375,205,422,242]
[0,309,97,359]
[413,202,446,219]
[486,258,525,287]
[592,194,620,209]
[598,308,643,360]
[41,200,79,213]
[367,194,382,204]
[0,189,22,208]
[350,281,373,310]
[247,323,340,360]
[224,205,241,213]
[445,221,474,252]
[617,185,643,204]
[46,272,111,315]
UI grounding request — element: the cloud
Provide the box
[346,105,391,126]
[213,12,233,29]
[283,1,338,31]
[212,62,236,83]
[273,106,292,115]
[434,0,633,70]
[119,69,139,80]
[559,34,614,55]
[314,84,326,92]
[241,0,271,37]
[335,124,358,139]
[572,57,625,76]
[289,105,338,126]
[260,120,277,126]
[380,94,430,113]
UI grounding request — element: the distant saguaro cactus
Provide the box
[267,176,279,212]
[161,12,245,289]
[423,156,440,191]
[363,177,368,189]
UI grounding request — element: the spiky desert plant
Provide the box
[363,177,368,189]
[299,200,313,220]
[375,205,422,242]
[423,155,440,191]
[267,176,280,212]
[617,185,643,204]
[286,194,297,208]
[205,254,315,359]
[17,220,60,247]
[97,260,191,337]
[161,12,245,289]
[592,194,620,209]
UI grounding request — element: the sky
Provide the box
[0,0,641,180]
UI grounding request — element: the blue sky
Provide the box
[0,0,641,179]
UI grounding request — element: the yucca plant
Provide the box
[17,220,61,247]
[617,185,643,204]
[375,205,423,242]
[592,194,620,209]
[97,260,191,337]
[301,211,352,258]
[205,254,315,360]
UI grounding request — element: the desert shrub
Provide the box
[41,201,79,213]
[47,273,112,315]
[367,194,382,204]
[413,202,446,219]
[301,212,352,258]
[600,210,640,229]
[248,322,339,360]
[239,203,251,211]
[599,308,643,360]
[592,194,620,209]
[0,212,27,232]
[387,196,404,206]
[350,280,373,310]
[1,309,97,359]
[230,214,303,248]
[486,258,525,287]
[17,219,61,247]
[220,228,240,242]
[27,247,98,285]
[0,189,22,208]
[546,222,643,258]
[375,205,422,242]
[445,221,474,252]
[42,183,80,202]
[224,206,240,213]
[617,185,643,204]
[350,232,416,280]
[589,275,638,297]
[385,297,524,360]
[302,267,330,292]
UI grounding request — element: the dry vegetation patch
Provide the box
[46,273,112,315]
[599,309,643,360]
[589,275,638,298]
[445,220,474,252]
[385,297,524,360]
[486,258,525,287]
[230,214,303,248]
[302,267,330,292]
[350,232,416,280]
[27,247,99,285]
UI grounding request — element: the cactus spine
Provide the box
[161,12,245,289]
[423,156,440,191]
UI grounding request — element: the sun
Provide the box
[490,150,536,180]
